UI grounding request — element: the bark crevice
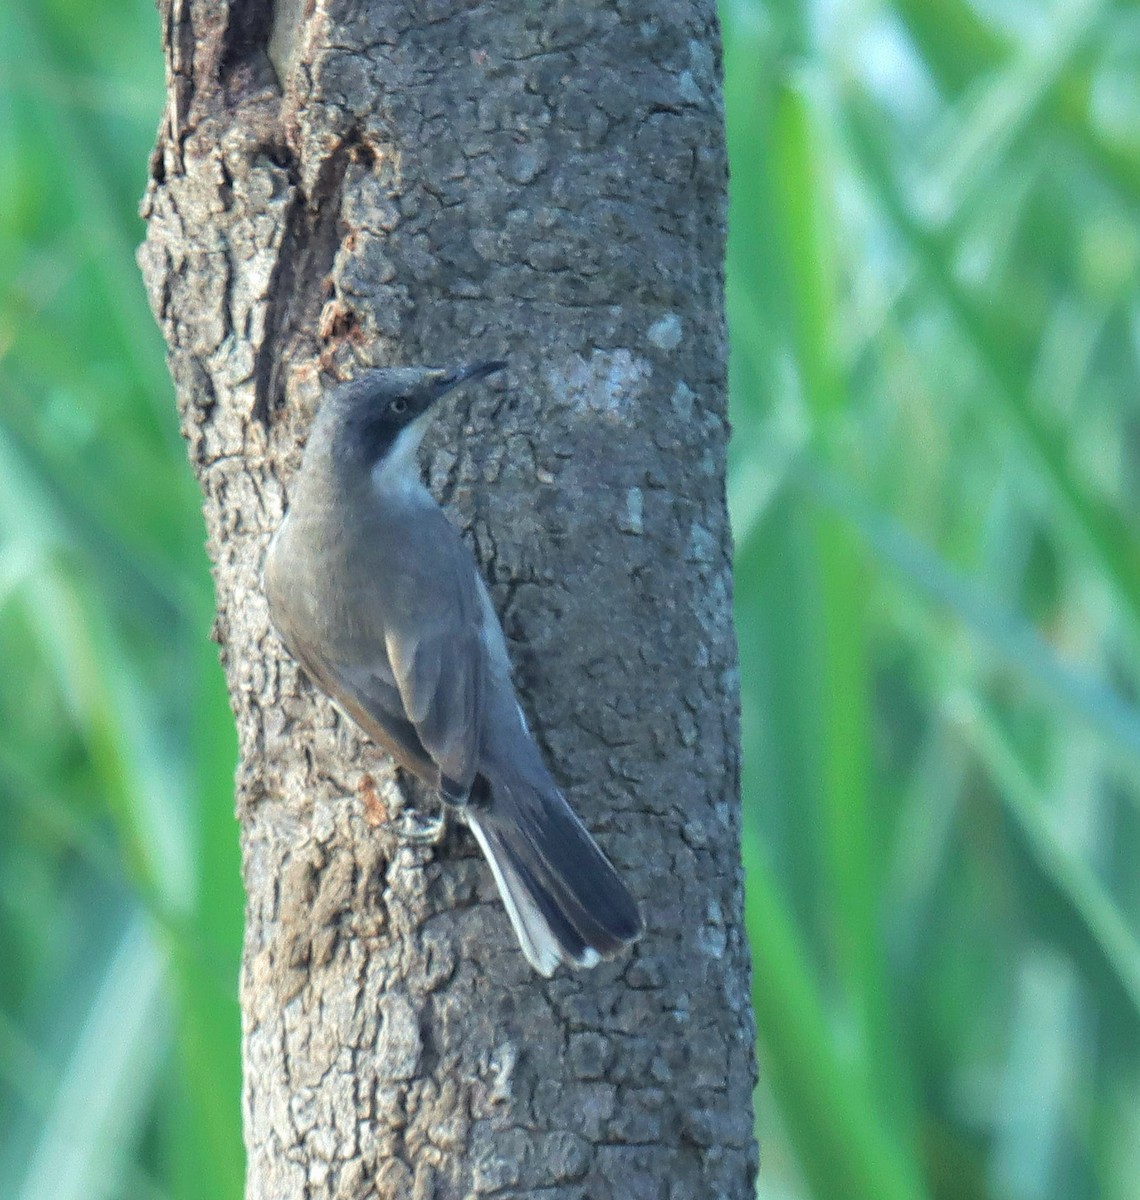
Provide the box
[252,125,368,425]
[221,0,277,81]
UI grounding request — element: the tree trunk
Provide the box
[139,2,756,1197]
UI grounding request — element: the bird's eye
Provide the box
[390,397,409,415]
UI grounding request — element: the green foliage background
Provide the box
[2,1,1139,1197]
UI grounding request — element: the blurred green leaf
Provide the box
[767,72,922,1160]
[843,97,1140,653]
[804,466,1140,777]
[894,0,1140,202]
[3,0,1140,1197]
[5,0,169,407]
[953,692,1140,1026]
[6,915,169,1200]
[746,839,929,1200]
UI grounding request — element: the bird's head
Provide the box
[312,360,506,480]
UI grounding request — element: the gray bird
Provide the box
[264,361,643,975]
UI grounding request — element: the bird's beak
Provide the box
[433,360,507,397]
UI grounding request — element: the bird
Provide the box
[263,361,643,975]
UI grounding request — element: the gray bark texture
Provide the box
[138,2,756,1198]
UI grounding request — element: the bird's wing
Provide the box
[329,534,487,799]
[274,618,440,782]
[268,510,487,799]
[380,599,485,801]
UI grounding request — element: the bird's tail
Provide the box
[464,770,643,977]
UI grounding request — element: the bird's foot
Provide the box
[357,772,448,844]
[392,806,448,845]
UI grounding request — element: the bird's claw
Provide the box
[357,772,447,844]
[392,806,448,845]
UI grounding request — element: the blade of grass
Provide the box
[166,636,243,1200]
[989,950,1081,1199]
[770,76,920,1150]
[772,77,844,424]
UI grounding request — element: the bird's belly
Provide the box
[268,519,380,656]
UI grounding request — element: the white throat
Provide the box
[370,413,433,499]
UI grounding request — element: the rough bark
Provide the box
[139,2,755,1197]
